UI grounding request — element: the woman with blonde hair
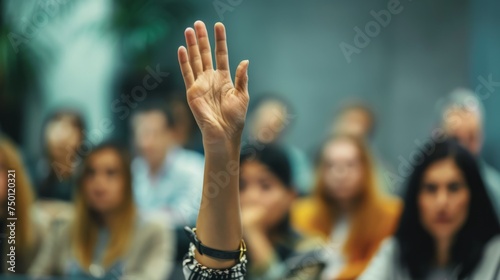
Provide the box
[0,135,47,274]
[291,134,402,279]
[30,142,174,279]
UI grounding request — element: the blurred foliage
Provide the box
[0,0,36,140]
[1,0,192,140]
[0,11,35,100]
[0,0,74,100]
[1,0,193,98]
[107,0,192,69]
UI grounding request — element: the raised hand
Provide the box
[178,21,249,147]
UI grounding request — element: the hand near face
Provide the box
[178,21,249,147]
[241,204,268,232]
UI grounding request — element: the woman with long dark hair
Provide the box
[239,143,316,279]
[360,139,500,279]
[34,109,86,201]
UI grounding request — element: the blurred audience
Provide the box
[247,95,313,195]
[239,144,319,279]
[0,136,48,275]
[131,101,204,227]
[331,102,375,139]
[361,139,500,279]
[30,142,174,279]
[2,3,500,278]
[441,88,500,220]
[331,101,397,194]
[31,109,86,202]
[291,134,402,279]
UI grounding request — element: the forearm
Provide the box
[195,140,243,268]
[178,19,249,274]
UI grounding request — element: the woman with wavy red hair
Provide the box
[291,134,402,279]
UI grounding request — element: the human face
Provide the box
[322,139,364,203]
[418,158,470,241]
[251,101,288,144]
[82,149,127,214]
[133,111,174,168]
[443,109,483,156]
[240,160,295,231]
[334,108,372,139]
[45,118,82,164]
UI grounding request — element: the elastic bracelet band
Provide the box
[184,226,246,261]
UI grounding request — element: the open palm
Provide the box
[178,21,249,145]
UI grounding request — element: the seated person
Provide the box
[360,139,500,279]
[292,134,402,279]
[247,95,313,196]
[32,109,85,202]
[441,88,500,221]
[30,110,85,226]
[29,142,174,279]
[239,144,320,279]
[131,101,204,227]
[331,101,397,195]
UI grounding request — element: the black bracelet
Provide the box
[184,226,246,261]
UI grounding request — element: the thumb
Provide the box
[235,60,249,93]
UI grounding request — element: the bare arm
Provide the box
[177,21,249,269]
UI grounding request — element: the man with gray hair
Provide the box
[441,88,500,220]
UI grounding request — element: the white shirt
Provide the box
[320,215,350,280]
[132,147,204,227]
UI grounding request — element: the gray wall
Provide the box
[19,0,499,173]
[471,0,500,169]
[190,0,470,169]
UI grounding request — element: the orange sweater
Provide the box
[291,196,402,280]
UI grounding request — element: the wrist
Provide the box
[203,136,242,155]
